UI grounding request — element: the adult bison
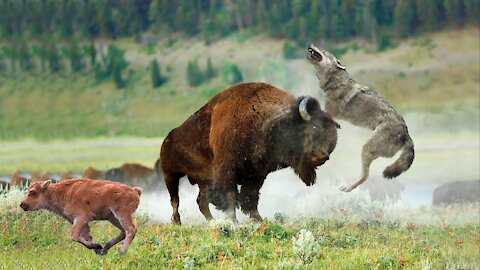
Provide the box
[105,162,161,190]
[82,167,104,179]
[160,82,339,224]
[432,180,480,205]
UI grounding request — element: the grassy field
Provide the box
[1,189,479,270]
[0,138,162,175]
[0,28,478,140]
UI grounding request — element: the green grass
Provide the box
[0,74,222,140]
[0,199,478,270]
[0,138,162,175]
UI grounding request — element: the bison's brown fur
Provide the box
[104,163,161,189]
[160,82,339,224]
[10,171,29,186]
[20,179,142,255]
[82,167,104,179]
[30,171,51,182]
[60,171,75,181]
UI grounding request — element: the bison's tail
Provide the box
[383,134,415,179]
[154,158,163,178]
[133,187,143,196]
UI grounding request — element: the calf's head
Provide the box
[20,180,52,211]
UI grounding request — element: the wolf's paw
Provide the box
[339,185,354,192]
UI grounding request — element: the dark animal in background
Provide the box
[307,44,414,192]
[160,82,339,224]
[105,167,124,182]
[20,179,142,255]
[105,163,161,190]
[432,180,480,205]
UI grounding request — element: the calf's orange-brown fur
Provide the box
[20,178,142,255]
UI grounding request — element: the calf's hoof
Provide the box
[94,248,107,256]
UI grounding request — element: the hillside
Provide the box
[0,28,478,140]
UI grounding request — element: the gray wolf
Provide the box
[306,44,414,192]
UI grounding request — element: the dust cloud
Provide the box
[138,62,479,225]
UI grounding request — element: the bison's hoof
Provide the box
[339,185,353,192]
[249,212,263,222]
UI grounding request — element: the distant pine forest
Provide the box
[0,0,478,75]
[2,0,478,41]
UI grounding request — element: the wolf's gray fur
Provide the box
[306,44,414,192]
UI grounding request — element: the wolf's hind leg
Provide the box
[340,145,377,192]
[339,126,397,192]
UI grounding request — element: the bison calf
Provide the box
[20,179,142,255]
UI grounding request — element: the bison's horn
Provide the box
[299,97,312,121]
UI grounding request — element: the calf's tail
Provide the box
[133,187,143,195]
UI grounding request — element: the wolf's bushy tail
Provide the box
[383,134,414,178]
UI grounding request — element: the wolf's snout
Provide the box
[307,45,322,61]
[20,202,28,211]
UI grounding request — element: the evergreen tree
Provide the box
[394,0,415,37]
[416,0,439,32]
[68,42,84,72]
[223,63,243,84]
[47,45,61,74]
[464,0,480,24]
[112,64,125,88]
[19,44,33,72]
[150,59,167,88]
[148,0,161,23]
[205,57,216,79]
[186,60,204,86]
[444,0,465,26]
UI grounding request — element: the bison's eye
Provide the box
[28,190,37,196]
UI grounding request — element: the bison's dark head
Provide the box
[292,96,339,186]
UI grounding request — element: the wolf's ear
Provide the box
[335,59,346,70]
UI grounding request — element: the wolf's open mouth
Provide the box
[307,47,322,61]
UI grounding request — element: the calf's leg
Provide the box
[71,218,103,251]
[112,210,137,254]
[99,216,126,255]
